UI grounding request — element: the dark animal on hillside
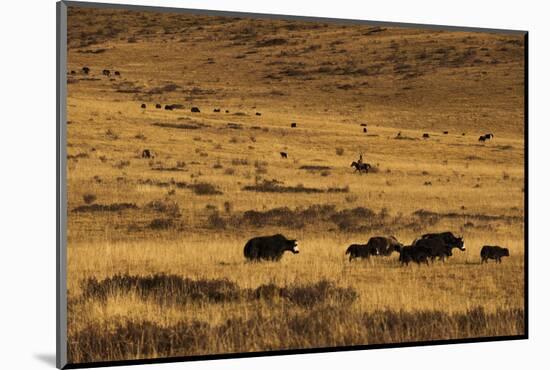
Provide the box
[155,103,162,109]
[413,238,452,262]
[102,69,110,76]
[280,152,288,159]
[114,71,120,76]
[165,105,173,111]
[485,133,494,139]
[396,132,401,138]
[351,161,371,173]
[244,234,299,261]
[418,231,465,254]
[443,131,449,135]
[256,112,262,116]
[70,70,76,75]
[479,135,487,142]
[423,133,430,139]
[462,133,466,136]
[142,149,152,158]
[399,245,430,266]
[345,244,379,262]
[360,123,367,127]
[140,103,146,109]
[191,107,200,113]
[480,245,509,263]
[363,128,367,133]
[213,108,221,112]
[365,236,403,256]
[225,110,230,113]
[82,66,90,74]
[291,123,297,128]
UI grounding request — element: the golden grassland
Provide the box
[65,7,525,364]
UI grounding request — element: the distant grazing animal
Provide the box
[360,123,367,127]
[480,245,509,263]
[479,133,494,142]
[165,105,173,111]
[365,236,403,256]
[225,110,230,113]
[191,107,200,113]
[345,243,379,262]
[423,133,430,139]
[419,231,465,251]
[213,108,221,112]
[114,71,120,76]
[142,149,152,158]
[102,69,110,76]
[462,132,466,136]
[363,128,367,133]
[443,131,449,135]
[244,234,299,261]
[256,112,262,116]
[280,152,288,159]
[82,66,90,74]
[140,103,146,109]
[291,123,297,128]
[70,70,76,75]
[413,238,452,262]
[351,161,371,173]
[155,103,162,109]
[396,131,402,138]
[399,245,430,266]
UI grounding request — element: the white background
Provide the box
[0,0,547,368]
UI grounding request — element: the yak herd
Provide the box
[243,232,510,265]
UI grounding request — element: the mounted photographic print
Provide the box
[56,1,527,368]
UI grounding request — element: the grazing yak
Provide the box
[443,131,449,135]
[140,103,146,109]
[280,152,288,159]
[155,103,162,109]
[399,245,430,266]
[165,104,174,111]
[422,133,430,139]
[365,236,403,256]
[413,238,452,262]
[244,234,299,261]
[142,149,152,158]
[256,112,262,116]
[213,108,221,112]
[363,128,367,133]
[191,107,201,113]
[102,69,110,76]
[82,66,90,74]
[291,123,297,128]
[480,245,509,263]
[351,161,371,173]
[345,244,379,262]
[114,71,120,76]
[418,231,465,254]
[479,133,494,142]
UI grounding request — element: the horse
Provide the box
[351,161,371,173]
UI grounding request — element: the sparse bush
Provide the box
[192,183,223,195]
[145,199,181,218]
[105,129,119,140]
[335,147,345,156]
[224,201,233,214]
[149,218,173,230]
[207,212,226,229]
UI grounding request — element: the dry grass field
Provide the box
[65,6,525,364]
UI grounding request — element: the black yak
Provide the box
[345,244,379,262]
[480,245,509,263]
[365,236,403,256]
[244,234,299,261]
[399,245,430,266]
